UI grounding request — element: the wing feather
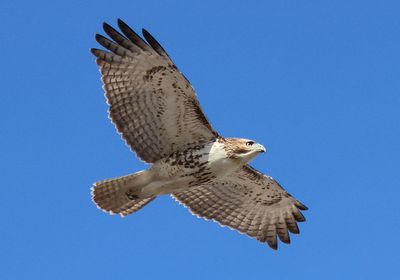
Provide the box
[142,28,172,61]
[117,19,152,52]
[173,165,307,249]
[92,20,218,163]
[103,22,143,53]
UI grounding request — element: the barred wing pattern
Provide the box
[91,20,218,163]
[173,165,308,249]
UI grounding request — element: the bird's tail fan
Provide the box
[91,170,155,216]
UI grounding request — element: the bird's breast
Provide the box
[206,141,242,177]
[149,141,242,194]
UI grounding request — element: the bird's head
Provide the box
[224,138,266,162]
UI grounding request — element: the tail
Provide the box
[91,170,156,217]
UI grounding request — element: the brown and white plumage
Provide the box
[173,165,307,249]
[91,19,308,249]
[91,19,218,163]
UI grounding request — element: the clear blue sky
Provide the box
[1,0,399,279]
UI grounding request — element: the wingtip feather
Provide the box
[267,239,278,250]
[117,18,126,27]
[142,28,149,37]
[102,22,113,33]
[90,48,101,57]
[95,33,104,43]
[296,201,309,210]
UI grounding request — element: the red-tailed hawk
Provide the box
[91,19,307,249]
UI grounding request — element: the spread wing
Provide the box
[172,165,308,249]
[91,19,218,163]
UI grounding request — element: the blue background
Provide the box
[1,1,399,279]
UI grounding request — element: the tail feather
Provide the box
[118,197,156,216]
[91,171,155,216]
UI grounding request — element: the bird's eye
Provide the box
[246,141,255,146]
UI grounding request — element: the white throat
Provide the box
[207,141,243,177]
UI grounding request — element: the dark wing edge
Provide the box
[90,19,219,163]
[92,19,173,61]
[172,165,308,250]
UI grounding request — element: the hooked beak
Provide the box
[256,143,266,153]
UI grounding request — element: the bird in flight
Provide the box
[91,19,307,249]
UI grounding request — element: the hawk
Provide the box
[91,19,308,249]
